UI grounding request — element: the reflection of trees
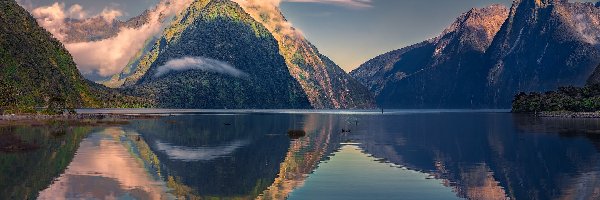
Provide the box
[259,114,344,200]
[126,114,299,199]
[122,130,202,199]
[0,125,91,199]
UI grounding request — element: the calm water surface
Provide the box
[2,110,600,199]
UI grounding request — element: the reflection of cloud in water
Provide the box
[154,140,248,162]
[38,127,170,199]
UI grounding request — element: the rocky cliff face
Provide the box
[120,0,311,109]
[352,4,509,108]
[60,12,149,43]
[485,0,600,106]
[354,0,600,108]
[234,0,375,109]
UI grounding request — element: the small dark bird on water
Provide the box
[224,123,232,126]
[342,129,351,133]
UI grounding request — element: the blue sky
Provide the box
[21,0,597,71]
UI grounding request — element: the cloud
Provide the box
[154,57,249,78]
[31,0,194,77]
[285,0,373,8]
[154,140,249,161]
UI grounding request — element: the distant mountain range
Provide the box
[352,0,600,108]
[8,0,600,110]
[102,0,375,109]
[0,0,150,113]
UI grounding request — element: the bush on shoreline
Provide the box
[512,84,600,113]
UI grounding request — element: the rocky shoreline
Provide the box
[535,111,600,118]
[0,113,161,126]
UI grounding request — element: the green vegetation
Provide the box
[0,1,152,114]
[0,125,90,199]
[512,84,600,113]
[122,0,311,109]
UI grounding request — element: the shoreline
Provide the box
[0,113,161,126]
[534,111,600,118]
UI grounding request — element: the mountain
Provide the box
[60,11,149,43]
[108,0,374,109]
[0,0,150,113]
[234,0,375,109]
[116,0,311,109]
[486,0,600,107]
[354,0,600,109]
[351,4,509,108]
[589,64,600,85]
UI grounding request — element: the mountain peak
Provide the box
[434,4,509,54]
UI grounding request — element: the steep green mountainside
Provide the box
[0,0,151,113]
[236,0,375,109]
[351,5,509,108]
[121,0,311,109]
[0,0,96,112]
[107,0,374,109]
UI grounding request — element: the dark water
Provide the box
[2,111,600,200]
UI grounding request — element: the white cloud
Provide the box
[30,0,194,77]
[155,140,249,161]
[155,57,248,78]
[285,0,373,8]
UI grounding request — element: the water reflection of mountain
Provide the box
[123,113,357,199]
[0,125,91,199]
[38,127,171,199]
[259,114,347,200]
[354,113,600,200]
[126,114,328,199]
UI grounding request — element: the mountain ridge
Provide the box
[0,0,150,113]
[351,4,509,108]
[235,0,375,109]
[353,0,600,108]
[120,0,312,109]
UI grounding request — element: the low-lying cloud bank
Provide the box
[154,57,249,78]
[29,0,194,77]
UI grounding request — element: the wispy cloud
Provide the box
[285,0,373,8]
[155,57,248,78]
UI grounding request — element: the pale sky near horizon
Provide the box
[20,0,598,72]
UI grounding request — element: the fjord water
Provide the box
[2,111,600,199]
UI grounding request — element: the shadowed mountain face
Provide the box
[118,0,311,109]
[353,0,600,109]
[351,4,509,108]
[486,0,600,107]
[588,65,600,85]
[235,0,375,109]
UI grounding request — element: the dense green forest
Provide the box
[512,84,600,113]
[0,0,151,114]
[123,0,311,109]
